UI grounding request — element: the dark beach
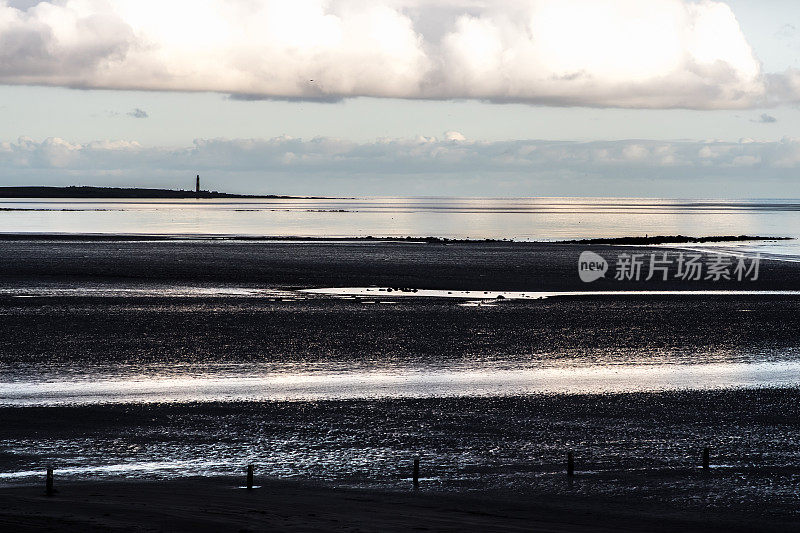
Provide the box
[2,474,796,533]
[1,237,800,531]
[1,236,798,290]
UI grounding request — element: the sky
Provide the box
[2,0,800,197]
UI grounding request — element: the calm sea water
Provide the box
[2,197,800,241]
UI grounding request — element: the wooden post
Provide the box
[702,447,710,472]
[246,464,254,490]
[413,456,420,488]
[45,467,54,497]
[567,451,575,477]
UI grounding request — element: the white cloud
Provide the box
[444,131,466,141]
[0,0,787,108]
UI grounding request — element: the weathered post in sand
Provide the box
[567,451,575,477]
[702,447,710,472]
[45,466,54,496]
[246,464,254,490]
[413,456,420,488]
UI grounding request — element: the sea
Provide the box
[0,196,799,241]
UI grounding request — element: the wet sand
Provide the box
[0,237,798,291]
[0,477,794,532]
[3,391,800,521]
[2,238,800,530]
[3,293,800,369]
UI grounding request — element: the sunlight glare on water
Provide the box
[2,361,799,406]
[2,197,800,240]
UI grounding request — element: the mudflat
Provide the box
[0,477,796,533]
[1,238,800,531]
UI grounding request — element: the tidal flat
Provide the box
[1,238,799,530]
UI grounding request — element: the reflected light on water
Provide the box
[2,197,800,240]
[2,362,799,406]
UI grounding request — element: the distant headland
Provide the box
[0,186,316,199]
[561,235,793,245]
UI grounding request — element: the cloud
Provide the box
[752,113,777,123]
[4,134,800,196]
[444,131,466,141]
[127,107,148,118]
[0,0,786,109]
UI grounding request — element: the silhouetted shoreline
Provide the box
[0,185,333,199]
[561,234,793,245]
[0,233,504,242]
[0,233,790,245]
